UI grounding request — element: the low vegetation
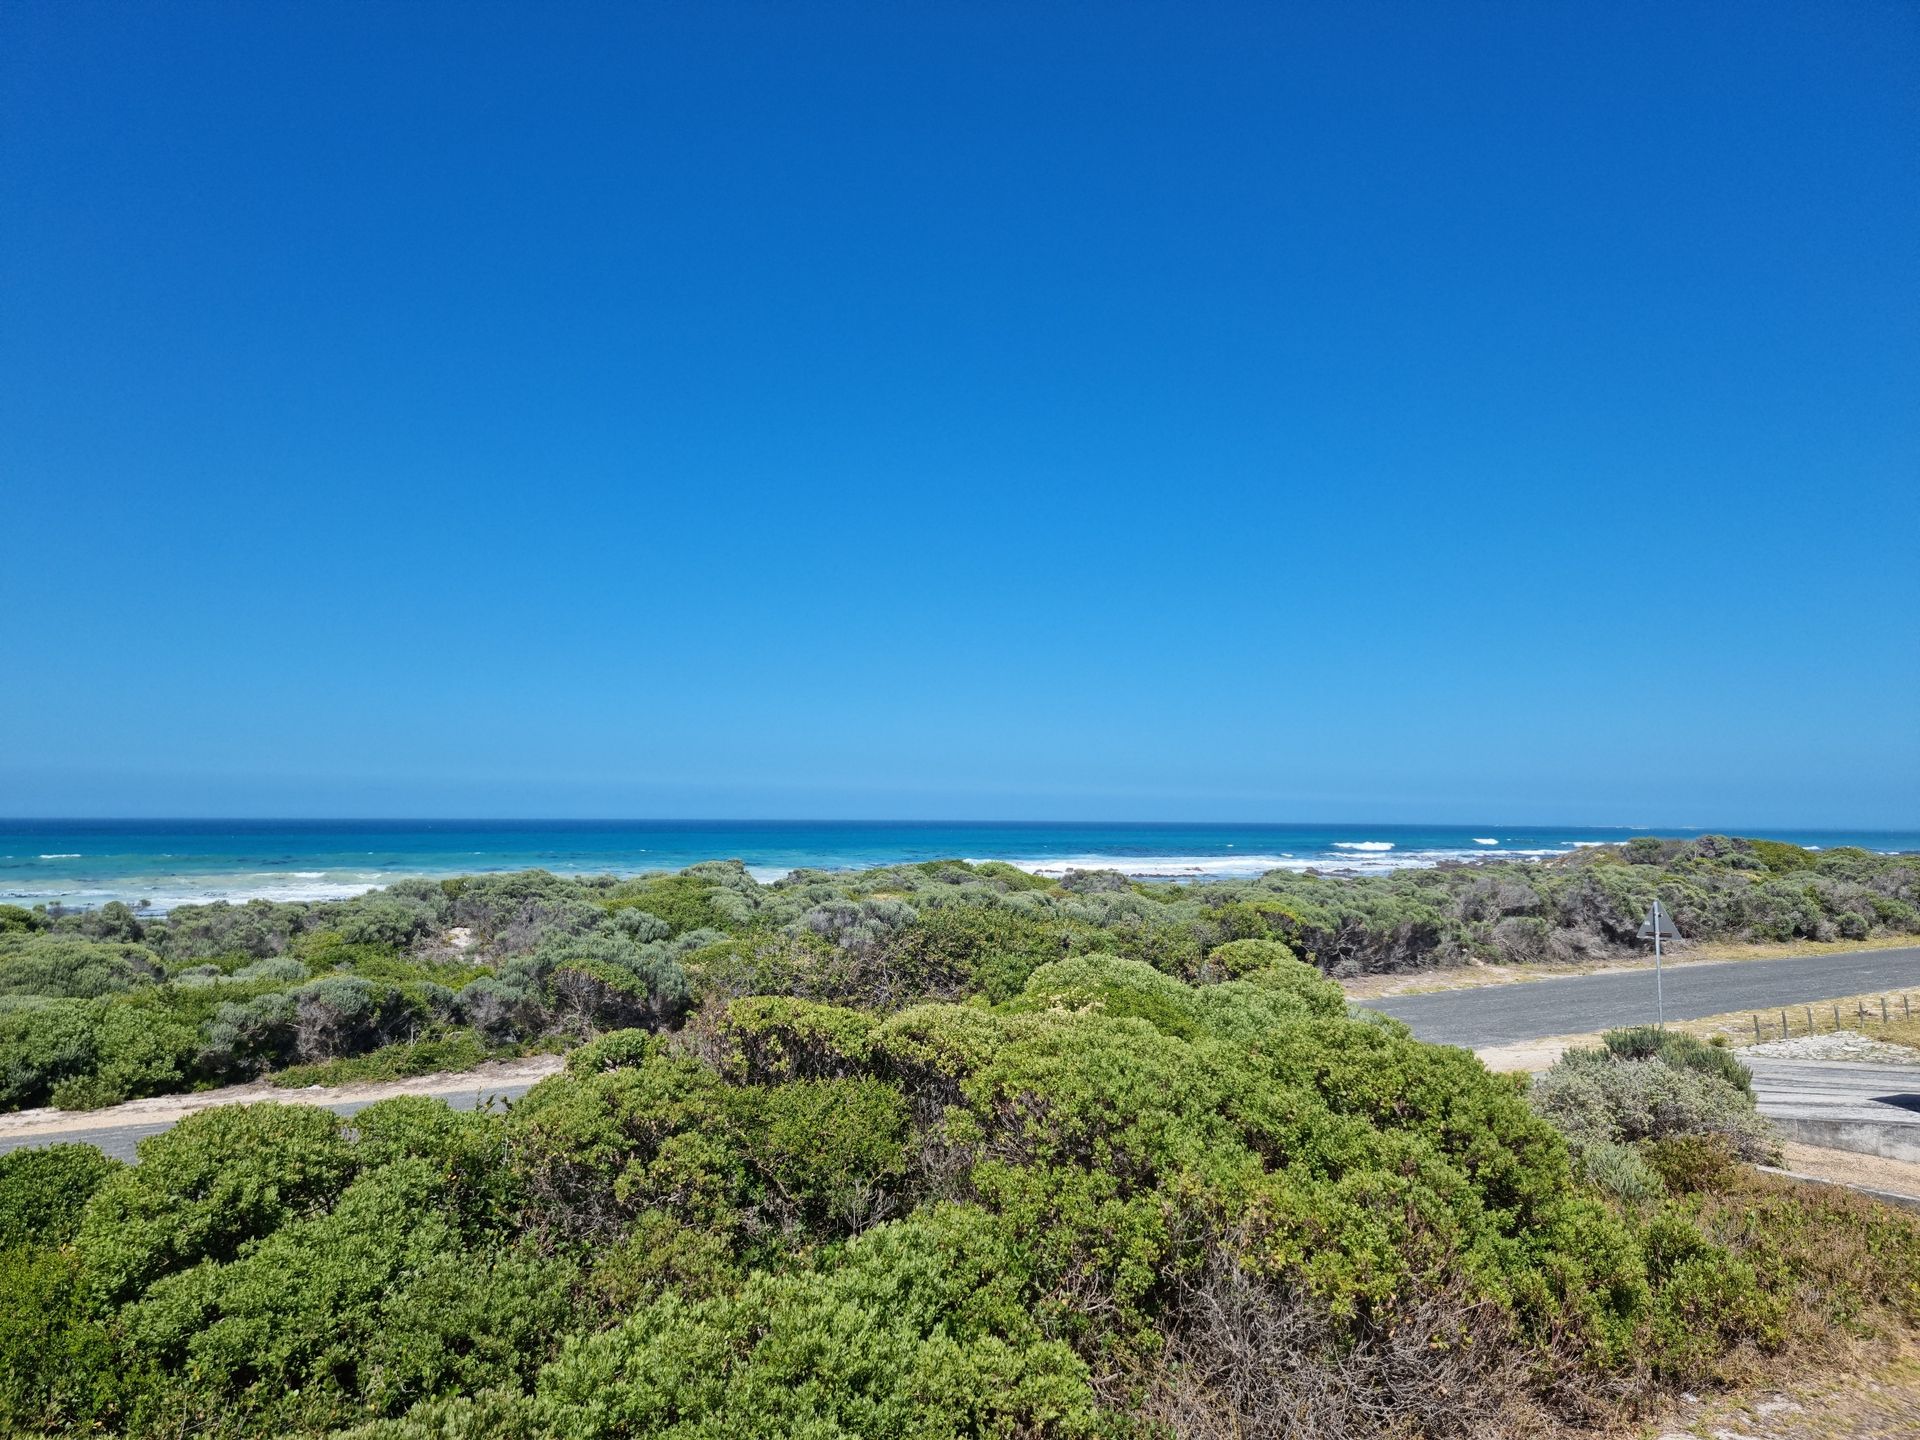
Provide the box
[2,949,1914,1438]
[0,836,1914,1114]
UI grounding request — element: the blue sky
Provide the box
[2,2,1915,826]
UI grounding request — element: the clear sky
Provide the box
[2,2,1915,826]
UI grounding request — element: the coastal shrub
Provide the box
[0,1001,98,1110]
[49,1003,198,1110]
[605,875,735,936]
[231,955,309,983]
[1640,1135,1741,1195]
[332,896,439,950]
[519,1204,1098,1440]
[120,1160,573,1430]
[726,1076,911,1233]
[549,959,662,1034]
[530,930,690,1035]
[1529,1049,1778,1168]
[882,901,1079,1002]
[611,907,671,943]
[76,1103,356,1305]
[350,1095,521,1232]
[0,936,161,1000]
[9,937,1920,1439]
[290,976,416,1062]
[1007,952,1205,1038]
[456,974,546,1041]
[564,1028,659,1075]
[714,996,881,1084]
[680,931,834,1001]
[0,905,45,935]
[0,1245,128,1434]
[198,990,298,1078]
[268,1032,492,1090]
[506,1056,742,1245]
[149,900,302,962]
[0,1144,123,1248]
[1601,1025,1752,1097]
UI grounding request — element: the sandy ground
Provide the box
[1473,1034,1596,1071]
[1772,1142,1920,1203]
[0,1053,566,1143]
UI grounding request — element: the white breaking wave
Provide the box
[979,845,1587,881]
[38,853,82,859]
[977,854,1304,880]
[1332,841,1394,852]
[1472,838,1499,845]
[1,872,398,914]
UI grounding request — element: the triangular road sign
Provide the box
[1637,900,1680,940]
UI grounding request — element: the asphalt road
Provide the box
[1361,946,1920,1050]
[0,1080,545,1163]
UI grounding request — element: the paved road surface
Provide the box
[0,1079,546,1163]
[1361,945,1920,1050]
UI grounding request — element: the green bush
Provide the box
[6,845,1920,1436]
[726,1076,910,1233]
[0,1144,123,1247]
[121,1160,571,1430]
[49,1002,198,1109]
[76,1103,356,1306]
[1640,1134,1741,1195]
[0,1001,98,1110]
[517,1205,1098,1440]
[1602,1025,1752,1097]
[0,1245,129,1433]
[0,935,161,1000]
[1530,1049,1779,1170]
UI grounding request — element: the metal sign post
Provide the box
[1638,900,1680,1027]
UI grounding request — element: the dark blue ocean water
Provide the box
[3,819,1916,912]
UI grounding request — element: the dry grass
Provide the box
[1676,991,1920,1053]
[1682,934,1920,964]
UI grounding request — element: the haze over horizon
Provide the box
[4,2,1916,828]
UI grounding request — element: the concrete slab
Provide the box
[1747,1058,1920,1163]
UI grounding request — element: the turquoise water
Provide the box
[3,820,1917,913]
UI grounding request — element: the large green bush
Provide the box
[4,948,1918,1438]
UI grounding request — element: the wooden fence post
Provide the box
[1753,1014,1763,1043]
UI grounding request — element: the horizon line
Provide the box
[3,817,1915,835]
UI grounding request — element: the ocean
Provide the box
[3,819,1917,913]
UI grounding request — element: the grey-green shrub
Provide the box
[1529,1049,1778,1169]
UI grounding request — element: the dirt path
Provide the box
[0,1054,565,1157]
